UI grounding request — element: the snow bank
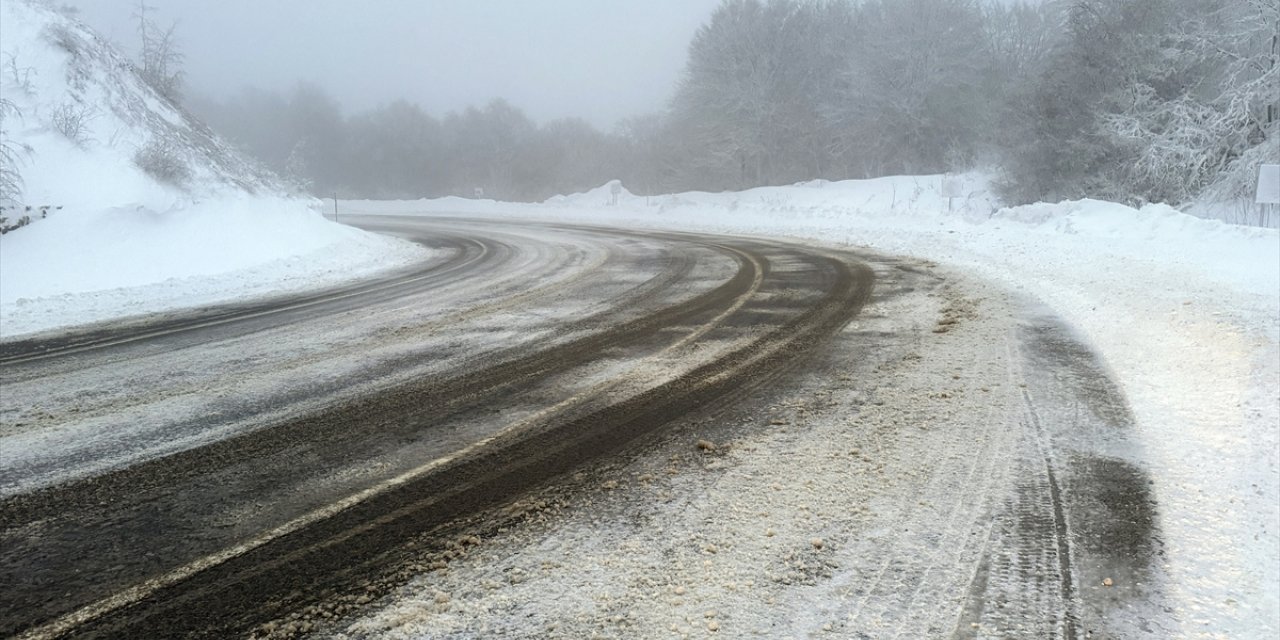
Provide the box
[0,195,428,336]
[351,173,1276,298]
[0,1,428,337]
[544,179,637,207]
[2,196,381,302]
[991,199,1277,291]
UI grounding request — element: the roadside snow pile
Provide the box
[544,179,638,207]
[988,199,1278,295]
[2,197,383,299]
[0,196,427,335]
[994,198,1279,248]
[0,0,427,338]
[344,175,1280,636]
[552,174,997,221]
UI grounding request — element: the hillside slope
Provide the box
[0,0,426,337]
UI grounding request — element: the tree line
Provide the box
[189,89,632,202]
[188,0,1277,211]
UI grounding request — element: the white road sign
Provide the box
[1258,164,1280,204]
[941,176,965,198]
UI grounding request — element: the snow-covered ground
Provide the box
[343,173,1280,637]
[0,1,428,338]
[0,197,428,337]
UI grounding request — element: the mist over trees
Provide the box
[190,89,625,201]
[186,0,1277,216]
[661,0,1000,190]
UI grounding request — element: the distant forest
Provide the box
[187,0,1277,209]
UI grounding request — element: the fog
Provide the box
[62,0,721,128]
[49,0,1278,220]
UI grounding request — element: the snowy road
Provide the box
[2,217,879,637]
[318,241,1176,640]
[0,217,1182,639]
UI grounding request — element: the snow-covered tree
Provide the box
[998,0,1277,211]
[1107,0,1279,204]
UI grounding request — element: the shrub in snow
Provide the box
[134,139,191,187]
[4,54,35,96]
[134,1,185,103]
[0,212,32,235]
[49,103,95,147]
[0,98,28,202]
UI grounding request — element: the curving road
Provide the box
[0,217,875,638]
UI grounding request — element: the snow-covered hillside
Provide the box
[0,0,428,337]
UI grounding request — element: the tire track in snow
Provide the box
[1,222,874,639]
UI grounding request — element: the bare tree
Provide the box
[669,0,810,190]
[134,0,184,102]
[833,0,991,175]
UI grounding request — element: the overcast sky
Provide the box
[63,0,723,129]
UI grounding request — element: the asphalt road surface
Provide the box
[1,217,1164,639]
[0,217,876,638]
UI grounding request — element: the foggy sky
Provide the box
[62,0,723,128]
